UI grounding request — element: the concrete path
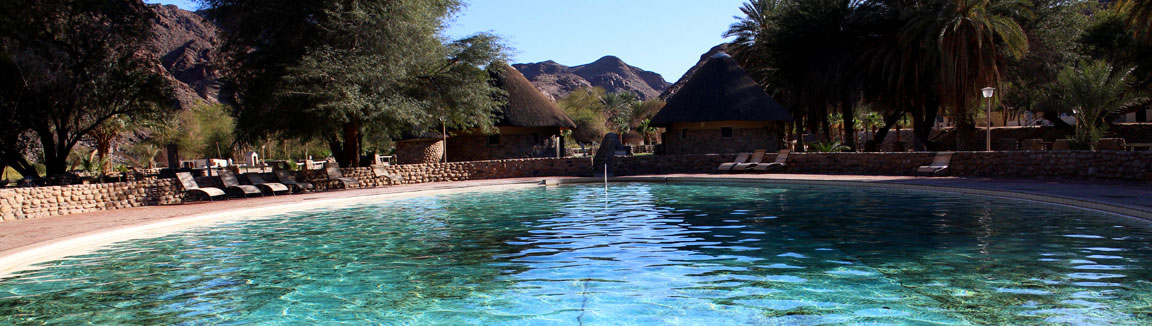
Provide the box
[1,174,1149,259]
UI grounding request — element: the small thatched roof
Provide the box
[489,63,577,129]
[650,53,792,127]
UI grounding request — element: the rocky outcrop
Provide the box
[514,56,670,101]
[660,43,728,100]
[146,4,223,109]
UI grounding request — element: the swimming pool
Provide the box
[1,183,1150,325]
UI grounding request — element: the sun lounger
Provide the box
[750,150,790,172]
[325,165,360,189]
[916,152,954,177]
[245,173,290,195]
[218,169,263,198]
[717,152,751,171]
[273,169,314,193]
[731,149,767,171]
[176,172,227,202]
[371,165,403,185]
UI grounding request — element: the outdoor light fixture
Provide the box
[440,116,447,163]
[982,87,995,151]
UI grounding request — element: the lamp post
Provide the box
[440,117,447,163]
[981,87,995,151]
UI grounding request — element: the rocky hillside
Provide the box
[146,4,223,109]
[660,43,728,100]
[514,56,669,101]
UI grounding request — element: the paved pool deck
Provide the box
[1,174,1149,264]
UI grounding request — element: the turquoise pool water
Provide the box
[1,183,1151,325]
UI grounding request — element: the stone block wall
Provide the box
[950,151,1152,181]
[0,158,593,223]
[395,139,444,165]
[663,128,779,155]
[447,133,562,163]
[301,157,594,190]
[612,154,739,175]
[0,178,183,222]
[614,151,1152,181]
[778,152,937,175]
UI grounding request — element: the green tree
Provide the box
[558,87,608,144]
[601,91,639,135]
[204,0,507,167]
[906,0,1029,149]
[634,119,657,145]
[629,99,666,126]
[1054,60,1145,147]
[1001,0,1091,131]
[0,0,171,177]
[728,0,869,151]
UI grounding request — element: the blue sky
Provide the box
[145,0,747,82]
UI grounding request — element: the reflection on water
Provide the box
[1,183,1151,325]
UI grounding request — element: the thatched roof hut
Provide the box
[651,53,791,126]
[489,63,577,129]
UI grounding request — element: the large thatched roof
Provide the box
[650,53,792,126]
[490,63,577,128]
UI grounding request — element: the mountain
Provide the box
[146,4,223,109]
[513,56,670,101]
[660,43,729,100]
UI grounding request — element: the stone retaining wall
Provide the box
[0,157,593,222]
[614,151,1152,181]
[0,178,183,222]
[300,157,593,191]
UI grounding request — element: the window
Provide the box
[532,133,540,144]
[680,129,687,140]
[487,134,500,146]
[721,127,733,138]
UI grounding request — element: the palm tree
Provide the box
[635,119,657,145]
[874,0,1027,150]
[727,0,868,150]
[1054,60,1145,147]
[600,91,638,135]
[935,0,1028,122]
[1118,0,1152,42]
[725,0,786,83]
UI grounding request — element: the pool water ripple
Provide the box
[2,183,1152,325]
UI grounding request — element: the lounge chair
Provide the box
[325,165,360,189]
[218,169,263,198]
[371,165,403,185]
[175,172,227,202]
[245,173,290,195]
[717,152,751,171]
[750,150,790,172]
[273,169,314,193]
[916,152,954,177]
[731,149,767,171]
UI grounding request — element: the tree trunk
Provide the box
[912,100,940,152]
[94,134,113,174]
[820,114,832,143]
[795,114,807,152]
[337,121,361,168]
[872,110,904,151]
[840,99,857,151]
[38,130,69,176]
